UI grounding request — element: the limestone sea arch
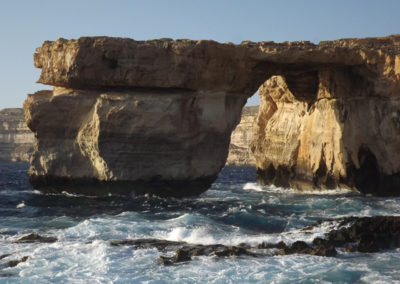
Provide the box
[25,35,400,196]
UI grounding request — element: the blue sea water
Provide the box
[1,162,400,283]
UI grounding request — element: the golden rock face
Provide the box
[226,106,258,166]
[252,69,400,195]
[26,35,400,196]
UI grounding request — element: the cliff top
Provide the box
[0,108,25,120]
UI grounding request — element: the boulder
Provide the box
[14,233,57,243]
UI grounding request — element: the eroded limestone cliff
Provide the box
[26,35,400,196]
[252,68,400,195]
[0,108,34,162]
[226,106,258,165]
[25,88,246,197]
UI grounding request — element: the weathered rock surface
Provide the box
[327,216,400,252]
[14,233,57,244]
[0,108,34,162]
[27,35,400,196]
[250,37,400,195]
[110,216,400,265]
[25,88,245,196]
[226,106,258,165]
[111,239,255,265]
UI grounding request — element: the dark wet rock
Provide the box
[159,248,192,265]
[279,241,311,255]
[344,244,358,252]
[112,238,255,265]
[327,228,352,246]
[277,241,288,249]
[327,216,400,252]
[160,244,256,265]
[238,243,251,249]
[310,245,337,257]
[111,216,400,264]
[0,255,11,260]
[277,240,337,257]
[14,233,57,243]
[5,256,28,268]
[258,241,287,250]
[258,242,278,249]
[110,238,183,250]
[312,237,329,247]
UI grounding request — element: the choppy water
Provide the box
[1,162,400,283]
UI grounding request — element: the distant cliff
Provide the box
[226,106,258,165]
[0,108,34,162]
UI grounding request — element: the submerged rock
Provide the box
[110,238,183,250]
[111,239,256,265]
[6,256,28,268]
[0,255,29,270]
[14,233,57,243]
[26,35,400,196]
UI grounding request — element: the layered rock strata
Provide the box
[25,88,245,196]
[0,108,34,162]
[226,106,258,165]
[26,35,400,196]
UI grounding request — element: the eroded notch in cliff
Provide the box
[102,54,118,69]
[356,145,380,194]
[284,69,319,103]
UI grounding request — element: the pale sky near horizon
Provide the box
[0,0,399,109]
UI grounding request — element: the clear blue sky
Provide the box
[1,0,399,109]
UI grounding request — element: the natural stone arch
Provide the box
[25,35,400,196]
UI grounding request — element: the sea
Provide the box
[1,162,400,283]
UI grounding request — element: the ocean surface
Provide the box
[1,162,400,283]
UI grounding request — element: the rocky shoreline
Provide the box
[2,216,398,269]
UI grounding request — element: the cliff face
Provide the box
[252,69,400,196]
[26,35,400,196]
[226,106,258,165]
[25,88,246,197]
[0,108,34,162]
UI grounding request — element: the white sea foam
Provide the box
[165,227,217,245]
[242,182,355,195]
[3,163,400,283]
[16,201,25,208]
[243,182,265,192]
